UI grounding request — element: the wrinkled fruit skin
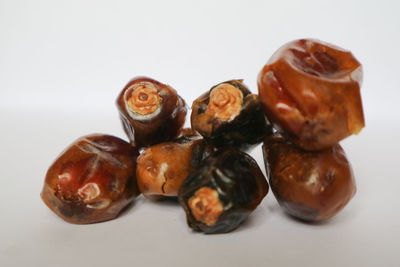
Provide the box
[136,129,215,199]
[116,76,187,148]
[178,148,269,234]
[191,79,272,149]
[258,39,364,150]
[41,134,140,224]
[262,134,356,222]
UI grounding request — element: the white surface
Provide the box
[1,0,400,266]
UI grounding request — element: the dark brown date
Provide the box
[116,77,187,147]
[191,79,271,149]
[136,129,214,199]
[41,134,140,224]
[258,39,364,150]
[262,134,356,222]
[178,148,268,234]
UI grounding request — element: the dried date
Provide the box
[258,39,364,150]
[191,79,271,149]
[41,134,140,224]
[262,134,356,221]
[178,148,268,233]
[116,77,187,147]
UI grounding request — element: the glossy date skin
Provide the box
[262,134,356,222]
[41,134,140,224]
[136,129,215,199]
[258,39,364,150]
[116,77,187,147]
[178,148,269,234]
[191,79,272,149]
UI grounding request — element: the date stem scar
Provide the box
[206,83,243,121]
[188,187,223,226]
[127,83,162,115]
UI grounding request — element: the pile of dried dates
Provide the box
[41,39,364,233]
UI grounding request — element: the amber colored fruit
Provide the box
[178,148,269,234]
[258,39,364,150]
[136,129,214,199]
[41,134,140,224]
[191,79,272,149]
[262,134,356,222]
[116,77,187,147]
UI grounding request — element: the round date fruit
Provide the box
[136,129,214,199]
[41,134,140,224]
[116,77,187,147]
[262,134,356,222]
[191,79,271,149]
[178,148,269,234]
[258,39,364,150]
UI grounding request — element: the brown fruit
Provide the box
[136,129,214,199]
[41,134,140,224]
[179,148,269,233]
[116,77,187,148]
[191,79,271,149]
[258,39,364,150]
[263,134,356,222]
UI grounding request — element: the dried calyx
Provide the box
[188,187,223,226]
[125,82,163,117]
[206,83,243,121]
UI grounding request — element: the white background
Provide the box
[1,0,399,266]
